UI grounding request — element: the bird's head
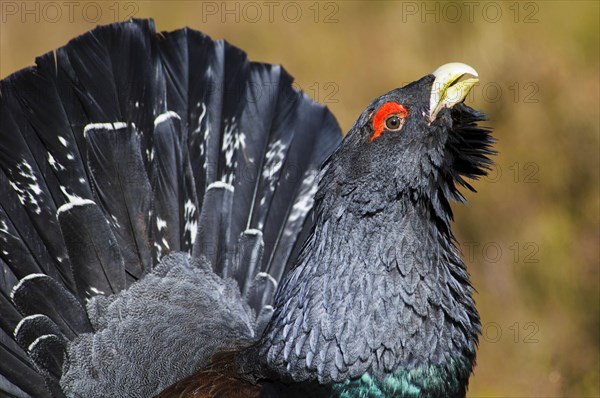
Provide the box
[317,62,494,227]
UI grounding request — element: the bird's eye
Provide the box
[370,101,409,142]
[385,115,402,131]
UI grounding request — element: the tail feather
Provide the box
[262,90,340,281]
[61,20,156,127]
[28,334,67,380]
[155,28,190,131]
[10,274,91,339]
[1,285,67,396]
[246,68,297,235]
[0,331,51,398]
[199,39,226,187]
[149,112,189,260]
[0,271,51,397]
[57,200,126,300]
[193,182,234,275]
[216,43,250,186]
[0,286,21,337]
[0,92,74,291]
[185,30,219,209]
[14,314,63,351]
[85,124,153,279]
[62,31,121,122]
[234,229,264,298]
[12,314,67,387]
[4,55,93,202]
[156,28,212,257]
[0,177,58,281]
[228,64,286,263]
[246,272,277,316]
[95,20,157,136]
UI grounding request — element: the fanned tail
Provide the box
[0,19,341,397]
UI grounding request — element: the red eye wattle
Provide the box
[370,102,409,142]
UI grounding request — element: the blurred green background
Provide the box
[1,1,598,396]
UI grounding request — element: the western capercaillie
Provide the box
[0,19,494,398]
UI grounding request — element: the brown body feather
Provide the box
[155,352,260,398]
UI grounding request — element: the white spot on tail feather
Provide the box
[9,161,43,214]
[263,140,286,180]
[0,219,9,234]
[207,181,234,192]
[154,111,181,127]
[10,273,47,300]
[88,287,106,296]
[83,122,128,137]
[156,217,167,231]
[153,216,171,260]
[154,242,164,261]
[110,214,121,229]
[256,272,278,289]
[59,186,91,211]
[287,173,318,225]
[198,103,207,124]
[47,153,66,171]
[184,199,198,245]
[194,103,209,166]
[255,139,288,228]
[56,197,96,215]
[27,334,57,352]
[13,314,46,339]
[221,117,246,184]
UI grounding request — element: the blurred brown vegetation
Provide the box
[1,1,598,396]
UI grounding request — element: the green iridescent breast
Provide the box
[331,357,473,398]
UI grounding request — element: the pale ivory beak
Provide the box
[429,62,479,123]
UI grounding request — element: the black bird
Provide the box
[0,19,494,398]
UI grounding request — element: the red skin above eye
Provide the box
[370,102,409,142]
